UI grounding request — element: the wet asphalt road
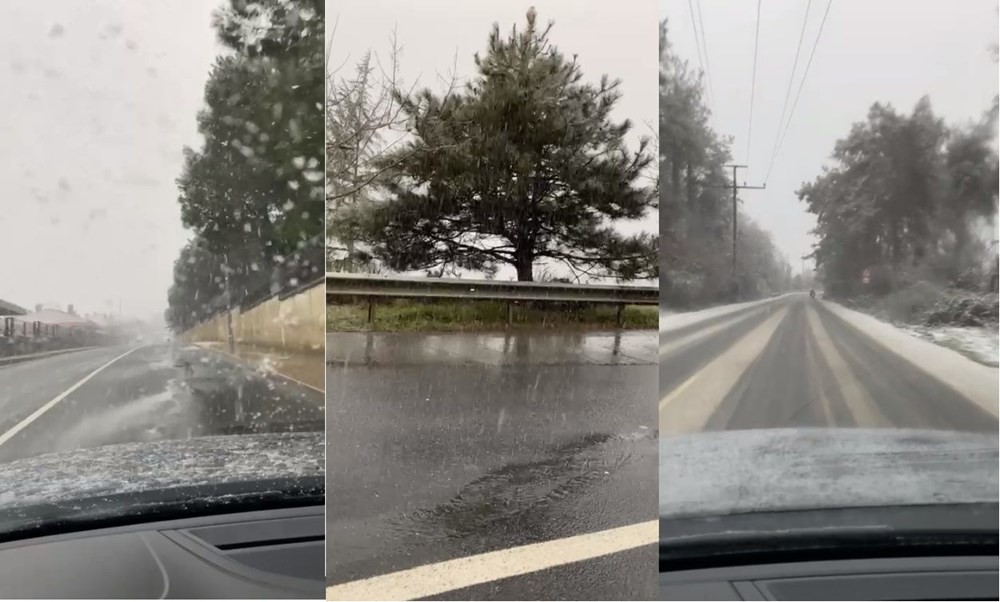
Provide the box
[0,343,323,465]
[660,294,999,434]
[326,331,658,600]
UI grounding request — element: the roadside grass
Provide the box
[327,299,658,332]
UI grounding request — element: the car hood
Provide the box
[660,428,998,518]
[0,432,323,535]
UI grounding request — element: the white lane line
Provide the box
[325,520,658,601]
[805,305,890,428]
[802,327,836,426]
[0,346,140,448]
[659,307,788,434]
[822,300,999,417]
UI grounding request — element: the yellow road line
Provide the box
[659,307,788,434]
[658,368,702,409]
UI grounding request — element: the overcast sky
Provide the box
[661,0,999,271]
[0,0,222,322]
[329,0,658,281]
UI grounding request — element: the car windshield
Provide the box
[659,0,999,521]
[324,1,660,598]
[0,0,325,529]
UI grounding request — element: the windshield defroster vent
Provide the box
[177,515,324,581]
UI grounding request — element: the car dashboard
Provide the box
[0,505,323,598]
[661,555,998,600]
[659,504,999,601]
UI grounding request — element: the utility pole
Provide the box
[223,269,235,354]
[722,164,765,298]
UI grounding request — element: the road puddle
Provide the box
[192,341,324,389]
[387,429,655,546]
[53,378,196,452]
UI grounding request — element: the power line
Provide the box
[687,0,711,108]
[745,0,762,164]
[764,0,812,182]
[765,0,833,184]
[695,0,716,106]
[766,0,812,179]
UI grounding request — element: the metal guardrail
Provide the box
[0,346,97,367]
[326,272,659,326]
[326,273,658,303]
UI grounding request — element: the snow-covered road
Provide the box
[660,292,998,434]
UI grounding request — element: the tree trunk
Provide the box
[345,239,356,272]
[685,162,697,214]
[888,221,900,266]
[671,155,682,208]
[514,247,534,282]
[951,224,969,280]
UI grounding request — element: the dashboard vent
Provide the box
[181,515,323,580]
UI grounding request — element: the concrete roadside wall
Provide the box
[180,281,324,353]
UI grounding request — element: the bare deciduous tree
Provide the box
[326,20,410,271]
[326,20,459,272]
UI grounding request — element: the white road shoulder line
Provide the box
[660,293,792,334]
[822,300,999,417]
[193,343,324,394]
[0,346,140,447]
[659,306,766,358]
[325,520,658,601]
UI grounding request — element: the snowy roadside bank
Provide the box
[835,286,997,367]
[900,324,998,368]
[823,300,998,417]
[661,293,793,333]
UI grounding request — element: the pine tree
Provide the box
[358,11,656,281]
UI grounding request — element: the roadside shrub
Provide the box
[879,281,948,323]
[923,292,999,327]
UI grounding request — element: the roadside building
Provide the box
[12,305,98,339]
[0,298,27,316]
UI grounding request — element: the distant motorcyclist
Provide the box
[809,288,816,299]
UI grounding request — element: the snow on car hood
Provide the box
[660,428,999,518]
[0,432,323,511]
